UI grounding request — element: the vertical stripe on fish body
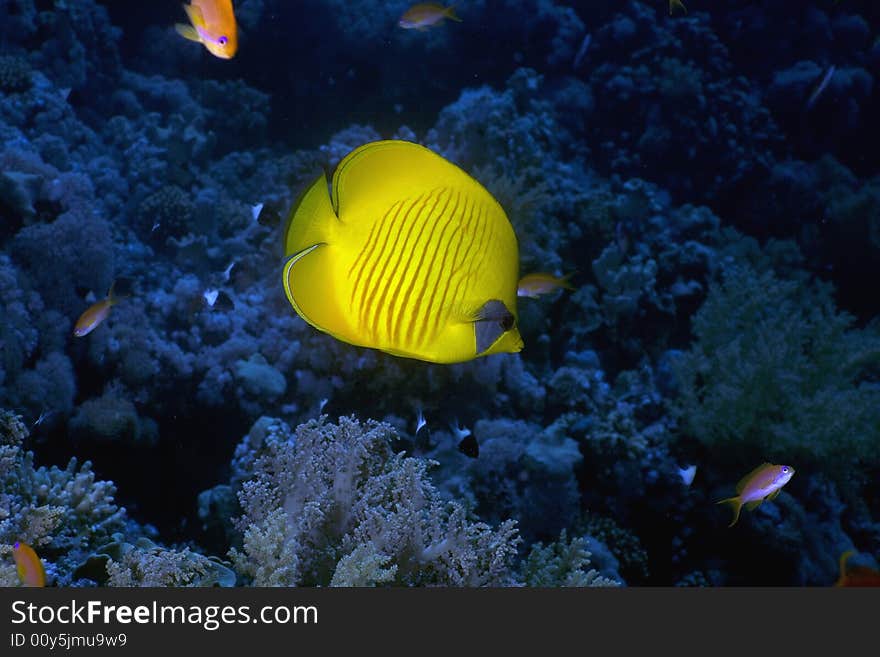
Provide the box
[282,140,523,364]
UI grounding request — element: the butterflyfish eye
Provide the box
[218,36,228,45]
[500,314,515,331]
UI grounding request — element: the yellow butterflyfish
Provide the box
[282,140,524,364]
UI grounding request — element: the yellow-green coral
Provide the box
[671,264,880,484]
[521,530,620,587]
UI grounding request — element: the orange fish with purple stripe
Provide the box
[73,282,118,337]
[834,551,880,587]
[517,271,576,298]
[175,0,238,59]
[13,541,46,587]
[716,463,795,527]
[398,3,462,30]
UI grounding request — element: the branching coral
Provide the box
[521,530,620,587]
[671,264,880,485]
[0,410,127,585]
[230,415,522,586]
[0,55,33,93]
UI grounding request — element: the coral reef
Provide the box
[0,0,878,588]
[229,416,521,586]
[671,263,880,485]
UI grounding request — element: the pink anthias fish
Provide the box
[13,541,46,587]
[517,272,576,298]
[716,463,795,527]
[73,281,119,337]
[398,3,462,31]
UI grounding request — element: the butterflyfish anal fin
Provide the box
[175,23,202,42]
[745,499,763,511]
[766,489,781,501]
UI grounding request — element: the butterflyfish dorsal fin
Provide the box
[330,140,497,219]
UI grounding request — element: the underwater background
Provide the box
[0,0,878,587]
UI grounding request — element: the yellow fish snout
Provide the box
[473,300,523,356]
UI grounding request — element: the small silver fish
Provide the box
[573,33,591,69]
[806,64,836,110]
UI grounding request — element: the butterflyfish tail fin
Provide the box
[446,5,463,22]
[716,496,743,527]
[175,23,201,43]
[282,174,347,341]
[107,280,117,305]
[284,173,337,258]
[561,270,578,289]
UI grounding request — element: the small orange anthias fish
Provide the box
[13,541,46,587]
[398,3,462,30]
[73,281,118,337]
[834,550,880,587]
[175,0,238,59]
[517,272,576,298]
[716,463,795,527]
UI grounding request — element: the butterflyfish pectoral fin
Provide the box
[175,23,202,42]
[473,299,515,354]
